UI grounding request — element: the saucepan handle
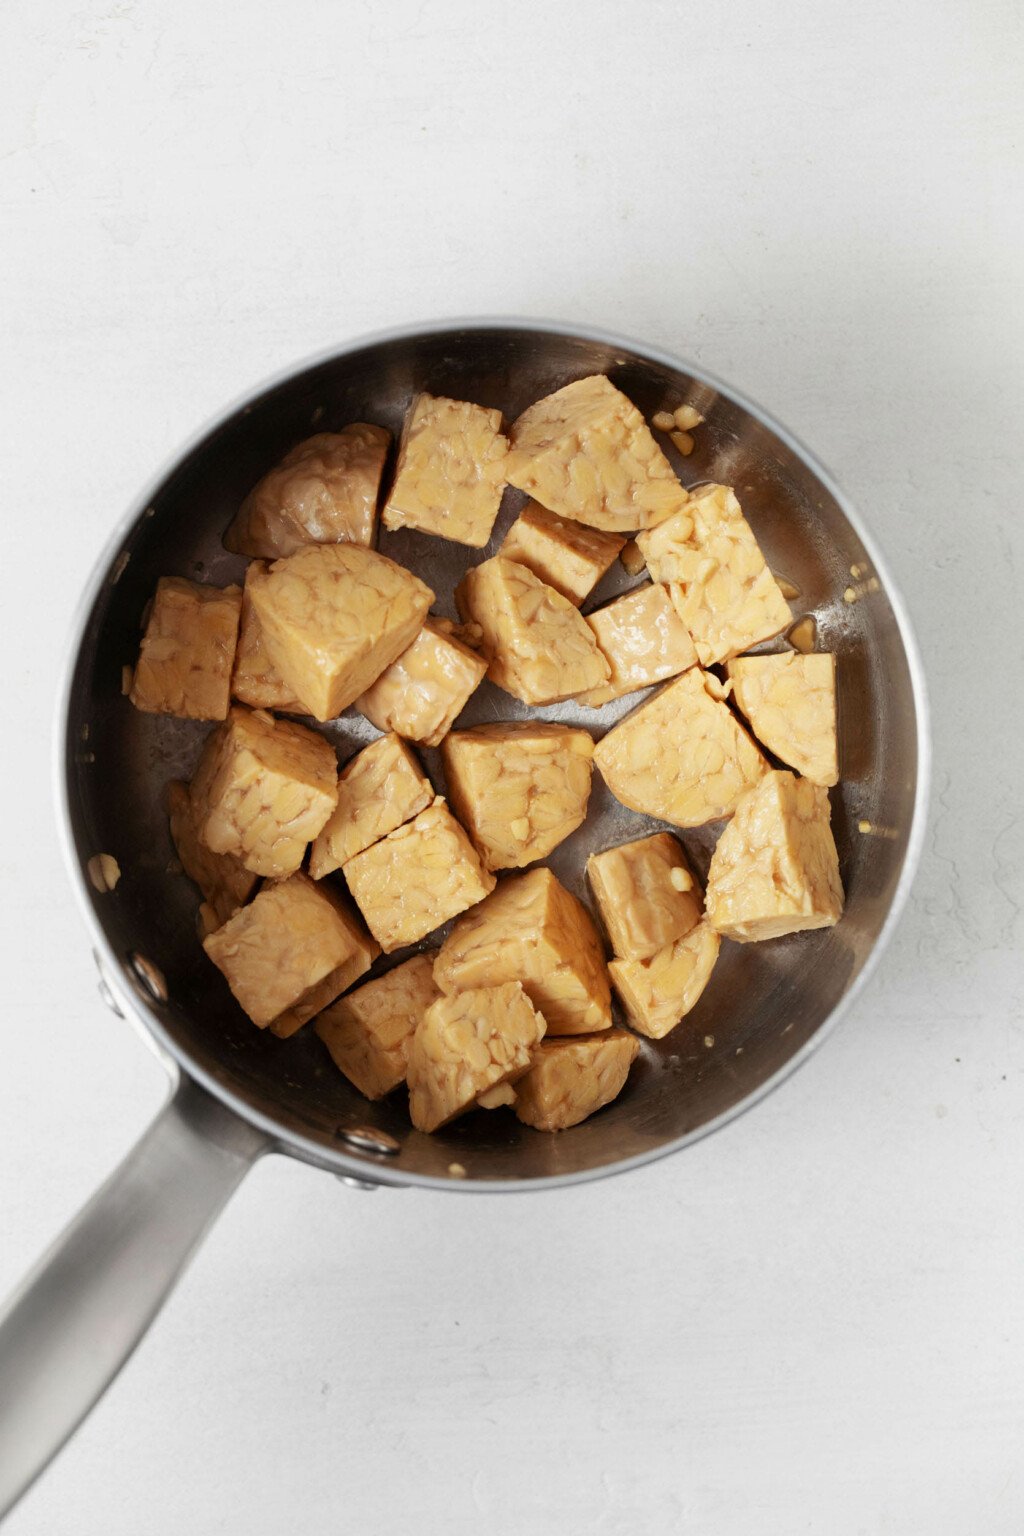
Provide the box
[0,1075,267,1519]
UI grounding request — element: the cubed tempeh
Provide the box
[224,425,390,559]
[231,563,306,712]
[505,374,689,532]
[315,953,440,1099]
[130,577,242,721]
[343,799,495,953]
[382,393,508,547]
[167,779,257,930]
[594,669,766,828]
[203,873,377,1037]
[309,733,433,879]
[455,556,609,705]
[705,770,843,941]
[609,921,720,1039]
[579,582,698,707]
[247,544,433,721]
[498,502,624,604]
[587,832,702,961]
[726,652,839,787]
[442,722,594,871]
[407,981,545,1132]
[514,1031,640,1131]
[434,867,611,1035]
[189,706,338,878]
[355,619,487,747]
[637,483,791,664]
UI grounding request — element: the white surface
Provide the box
[1,2,1021,1531]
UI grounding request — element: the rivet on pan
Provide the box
[95,972,125,1019]
[336,1175,380,1192]
[338,1125,401,1157]
[129,952,168,1004]
[92,950,125,1017]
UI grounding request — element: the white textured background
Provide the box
[1,2,1022,1532]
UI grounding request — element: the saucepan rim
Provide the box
[54,316,932,1192]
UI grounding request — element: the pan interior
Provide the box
[63,325,922,1185]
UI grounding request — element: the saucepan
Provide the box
[0,320,930,1517]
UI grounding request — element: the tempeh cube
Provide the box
[130,577,242,721]
[406,981,545,1132]
[726,652,839,786]
[609,921,721,1039]
[434,867,611,1035]
[381,392,508,547]
[593,668,766,828]
[498,502,624,604]
[513,1030,640,1131]
[705,770,843,941]
[189,705,338,877]
[247,544,433,721]
[309,732,433,879]
[166,779,257,931]
[636,483,791,664]
[587,832,702,961]
[315,953,440,1099]
[355,619,487,746]
[343,799,495,952]
[579,582,698,707]
[231,563,306,712]
[455,556,609,705]
[442,722,594,871]
[203,873,378,1037]
[224,425,390,559]
[505,374,689,532]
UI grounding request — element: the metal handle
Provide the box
[0,1075,267,1518]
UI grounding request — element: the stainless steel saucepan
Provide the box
[0,320,930,1517]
